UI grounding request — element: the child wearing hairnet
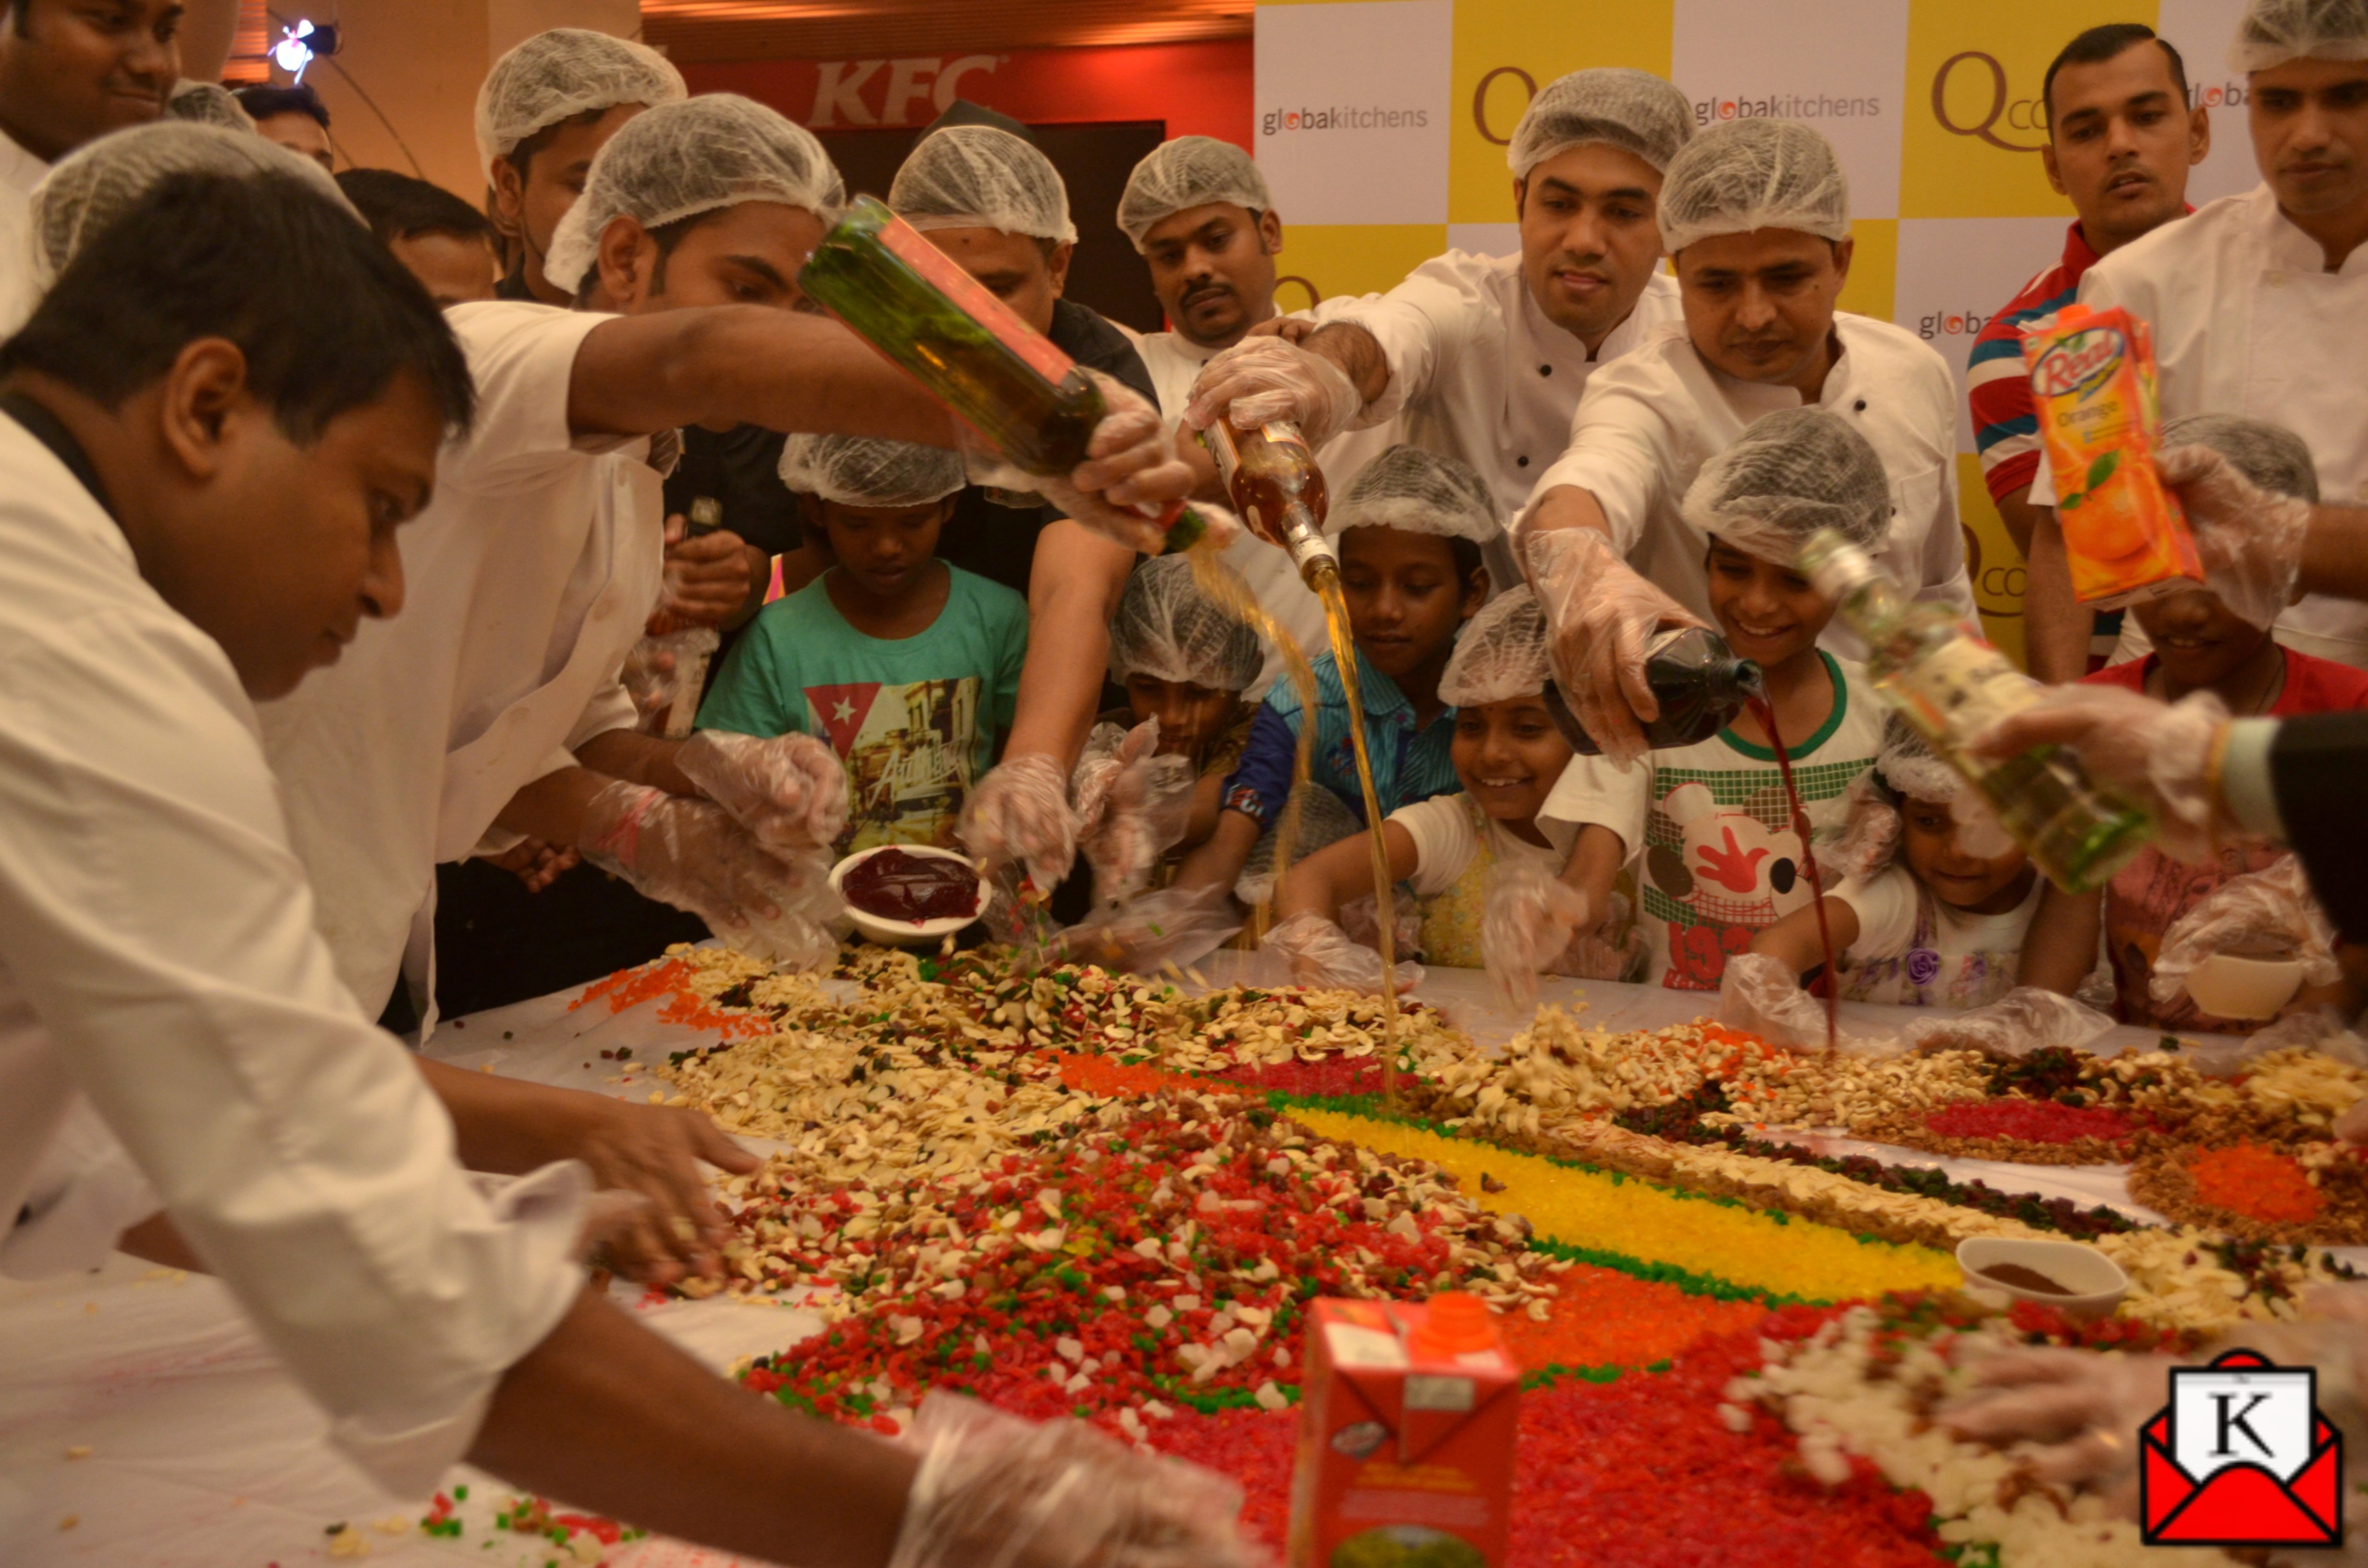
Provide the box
[696,435,1029,856]
[1171,445,1494,903]
[1539,409,1890,994]
[2016,415,2366,1033]
[1268,588,1579,992]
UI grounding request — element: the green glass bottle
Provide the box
[799,195,1204,553]
[1799,528,2151,893]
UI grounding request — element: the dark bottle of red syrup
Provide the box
[1545,627,1764,756]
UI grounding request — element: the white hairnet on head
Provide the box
[889,124,1077,244]
[1658,119,1850,254]
[2164,413,2321,502]
[777,433,965,508]
[1873,715,1960,803]
[166,81,256,132]
[542,95,843,297]
[1438,587,1551,709]
[1683,406,1890,561]
[1117,136,1270,249]
[1107,555,1262,692]
[31,122,357,288]
[1508,68,1694,179]
[1332,444,1503,544]
[474,27,685,179]
[2230,0,2368,69]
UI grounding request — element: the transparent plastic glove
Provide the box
[2151,854,2342,1009]
[1941,1348,2176,1494]
[1262,909,1423,995]
[1182,335,1368,449]
[579,784,839,968]
[1717,950,1836,1049]
[1949,788,2014,860]
[964,370,1215,555]
[676,728,850,854]
[1557,890,1647,982]
[890,1393,1260,1568]
[1973,683,2230,862]
[1073,719,1198,906]
[1524,527,1708,768]
[1818,772,1901,884]
[1047,882,1243,976]
[1900,985,2114,1057]
[960,754,1080,894]
[1482,857,1590,1013]
[619,639,675,729]
[2158,442,2314,630]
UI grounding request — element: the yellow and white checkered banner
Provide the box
[1253,0,2259,663]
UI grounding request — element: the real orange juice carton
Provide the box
[2020,303,2205,609]
[1287,1295,1518,1568]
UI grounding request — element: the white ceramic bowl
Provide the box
[2184,953,2307,1021]
[827,844,988,948]
[1956,1237,2128,1317]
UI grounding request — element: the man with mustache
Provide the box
[0,0,179,333]
[2027,0,2368,674]
[1973,23,2209,682]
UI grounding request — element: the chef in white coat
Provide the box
[0,161,1252,1568]
[2026,0,2368,669]
[1183,68,1695,593]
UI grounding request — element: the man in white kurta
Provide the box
[2029,0,2368,668]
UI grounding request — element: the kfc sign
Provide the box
[806,55,1001,128]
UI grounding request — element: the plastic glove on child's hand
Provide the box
[1899,985,2114,1057]
[960,753,1081,895]
[1073,719,1198,906]
[1941,1347,2177,1498]
[1048,882,1242,977]
[676,728,850,854]
[1973,684,2230,862]
[1482,858,1589,1014]
[1716,951,1835,1050]
[2158,442,2313,629]
[1183,335,1367,449]
[1524,527,1707,768]
[2150,853,2342,1008]
[1262,909,1422,996]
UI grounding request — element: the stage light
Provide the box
[272,19,341,84]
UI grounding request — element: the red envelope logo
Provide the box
[2141,1349,2343,1547]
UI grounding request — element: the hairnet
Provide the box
[2163,413,2322,503]
[473,27,686,179]
[1872,715,1961,804]
[1658,119,1850,254]
[2230,0,2368,70]
[1508,68,1694,179]
[166,81,256,132]
[1438,587,1551,708]
[30,122,358,289]
[1116,136,1271,249]
[776,433,965,508]
[1331,444,1503,544]
[541,95,844,297]
[1106,555,1263,692]
[889,124,1077,244]
[1682,407,1890,561]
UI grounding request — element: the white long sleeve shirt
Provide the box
[0,408,585,1495]
[1523,314,1976,661]
[258,301,663,1022]
[0,126,51,338]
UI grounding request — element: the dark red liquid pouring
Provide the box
[1748,697,1837,1052]
[841,848,982,924]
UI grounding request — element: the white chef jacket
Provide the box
[1524,314,1976,662]
[0,126,51,338]
[259,301,662,1024]
[0,410,585,1494]
[2030,186,2368,667]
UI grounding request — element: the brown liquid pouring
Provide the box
[1748,696,1837,1052]
[1310,564,1402,1092]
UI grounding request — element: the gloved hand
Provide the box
[620,639,677,730]
[2158,442,2314,629]
[1717,950,1835,1050]
[1073,720,1198,906]
[966,370,1223,555]
[1941,1347,2176,1496]
[2150,853,2342,1009]
[1554,890,1647,982]
[1047,882,1243,976]
[1523,527,1708,767]
[1973,683,2231,862]
[677,728,850,855]
[1482,857,1590,1013]
[579,780,836,966]
[1899,985,2114,1057]
[960,753,1080,895]
[890,1393,1259,1568]
[1818,773,1901,884]
[658,515,757,628]
[1182,335,1369,449]
[1262,909,1424,995]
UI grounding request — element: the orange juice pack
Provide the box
[2020,303,2205,608]
[1287,1295,1518,1568]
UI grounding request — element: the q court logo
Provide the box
[2139,1349,2343,1547]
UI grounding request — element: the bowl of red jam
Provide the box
[828,844,988,946]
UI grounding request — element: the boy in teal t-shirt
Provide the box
[698,436,1027,854]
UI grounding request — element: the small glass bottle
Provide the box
[1799,528,2151,892]
[1549,627,1764,755]
[1199,418,1337,585]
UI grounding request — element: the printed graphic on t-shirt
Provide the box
[807,677,980,854]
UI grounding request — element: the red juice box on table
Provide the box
[2019,303,2205,609]
[1287,1294,1518,1568]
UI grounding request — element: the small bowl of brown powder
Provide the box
[1955,1237,2129,1317]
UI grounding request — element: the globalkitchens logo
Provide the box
[2191,80,2248,110]
[1692,91,1884,127]
[1260,104,1432,136]
[1918,307,1993,341]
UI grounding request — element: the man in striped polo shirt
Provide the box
[1965,23,2208,682]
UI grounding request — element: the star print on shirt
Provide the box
[806,682,882,756]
